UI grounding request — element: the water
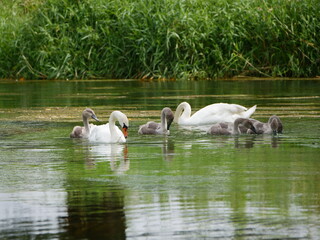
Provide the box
[0,79,319,239]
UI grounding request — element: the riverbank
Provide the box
[1,0,319,80]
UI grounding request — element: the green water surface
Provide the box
[0,79,319,239]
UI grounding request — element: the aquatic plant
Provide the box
[0,0,319,80]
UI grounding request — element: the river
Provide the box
[0,79,319,239]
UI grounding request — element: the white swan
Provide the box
[70,108,100,138]
[207,118,257,135]
[174,102,257,126]
[138,107,174,135]
[245,115,283,134]
[88,111,129,143]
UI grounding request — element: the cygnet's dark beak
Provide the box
[250,125,257,134]
[91,114,100,122]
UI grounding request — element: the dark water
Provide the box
[0,79,319,239]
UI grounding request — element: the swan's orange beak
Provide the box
[122,126,128,138]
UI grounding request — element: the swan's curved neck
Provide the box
[108,111,127,142]
[232,119,241,134]
[160,110,167,132]
[108,112,119,138]
[83,114,90,135]
[174,102,192,122]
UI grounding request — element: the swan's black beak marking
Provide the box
[122,124,128,138]
[250,125,257,134]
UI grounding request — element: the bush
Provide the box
[1,0,319,80]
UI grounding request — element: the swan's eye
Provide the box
[123,123,128,129]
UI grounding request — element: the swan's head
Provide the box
[83,108,100,122]
[268,115,283,134]
[235,118,257,134]
[244,120,257,134]
[112,111,129,138]
[162,107,174,130]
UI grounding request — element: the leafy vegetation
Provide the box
[0,0,319,80]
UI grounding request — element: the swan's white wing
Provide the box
[89,123,97,129]
[89,123,126,143]
[193,103,246,115]
[240,105,256,118]
[186,103,256,125]
[88,124,111,142]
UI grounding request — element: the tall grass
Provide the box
[0,0,37,78]
[1,0,319,80]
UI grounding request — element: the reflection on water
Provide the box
[176,124,282,149]
[233,135,256,148]
[0,191,67,239]
[0,79,319,239]
[88,144,130,174]
[61,188,126,240]
[162,138,175,161]
[1,119,319,239]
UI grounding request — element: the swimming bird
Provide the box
[244,115,283,134]
[174,102,257,126]
[70,108,100,138]
[138,107,174,135]
[88,111,129,143]
[207,118,257,135]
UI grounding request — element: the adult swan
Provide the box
[174,102,257,126]
[89,111,129,143]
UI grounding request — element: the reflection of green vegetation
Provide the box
[1,118,320,238]
[0,0,319,80]
[0,79,319,124]
[122,139,320,216]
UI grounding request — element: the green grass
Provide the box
[0,0,319,80]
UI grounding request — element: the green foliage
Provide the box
[0,0,319,80]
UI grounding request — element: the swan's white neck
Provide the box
[108,111,120,138]
[108,111,128,142]
[175,102,192,123]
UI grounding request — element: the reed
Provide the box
[1,0,319,80]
